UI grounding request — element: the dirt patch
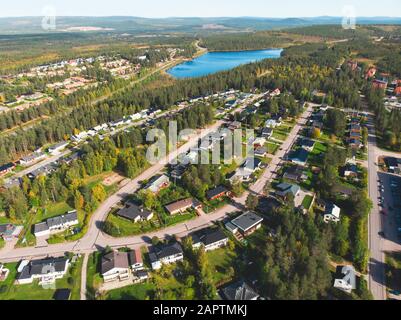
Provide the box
[103,173,125,187]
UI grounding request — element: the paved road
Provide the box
[0,95,264,263]
[80,253,89,301]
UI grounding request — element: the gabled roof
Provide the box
[206,185,228,200]
[116,203,153,221]
[289,148,309,164]
[17,257,69,280]
[151,242,183,261]
[191,228,228,247]
[101,251,130,274]
[221,281,260,300]
[276,183,300,197]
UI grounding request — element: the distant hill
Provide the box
[0,16,401,35]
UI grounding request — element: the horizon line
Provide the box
[1,15,401,19]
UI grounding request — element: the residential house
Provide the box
[261,127,273,139]
[0,163,15,176]
[19,152,46,166]
[33,211,79,237]
[144,175,170,194]
[170,164,188,180]
[220,281,260,300]
[275,183,301,199]
[289,148,309,167]
[365,67,377,79]
[299,138,316,152]
[385,157,401,174]
[16,257,70,285]
[48,141,69,155]
[165,198,202,215]
[283,166,308,183]
[334,265,357,294]
[342,163,358,178]
[149,242,184,270]
[255,146,268,158]
[265,119,279,128]
[115,202,154,223]
[101,249,144,283]
[249,137,266,148]
[372,79,388,90]
[323,203,341,223]
[225,211,264,238]
[206,186,228,201]
[190,228,229,252]
[227,158,262,184]
[0,223,20,241]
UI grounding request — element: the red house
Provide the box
[372,79,388,90]
[394,86,401,96]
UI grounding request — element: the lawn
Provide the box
[206,247,237,287]
[105,213,161,237]
[302,195,314,210]
[37,202,74,223]
[0,256,83,300]
[266,142,280,155]
[106,282,156,300]
[272,130,288,142]
[86,252,103,300]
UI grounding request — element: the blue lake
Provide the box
[167,49,283,79]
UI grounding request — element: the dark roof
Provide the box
[385,157,400,168]
[18,257,69,280]
[33,222,49,234]
[221,281,260,300]
[242,157,262,171]
[0,163,14,172]
[276,183,301,197]
[231,211,263,233]
[46,211,78,228]
[53,289,71,301]
[151,242,183,260]
[116,203,153,221]
[191,228,228,247]
[0,224,15,236]
[300,138,315,148]
[290,148,309,163]
[206,185,228,200]
[283,166,305,181]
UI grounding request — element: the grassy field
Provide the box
[206,247,237,286]
[0,256,83,300]
[86,252,103,300]
[106,282,156,300]
[105,213,161,237]
[266,142,280,155]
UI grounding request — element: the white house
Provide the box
[334,265,356,294]
[191,229,229,252]
[16,257,70,285]
[149,243,184,270]
[48,141,69,155]
[324,204,341,223]
[101,250,143,283]
[33,211,79,237]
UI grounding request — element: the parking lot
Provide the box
[377,172,401,243]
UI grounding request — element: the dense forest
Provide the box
[0,41,364,165]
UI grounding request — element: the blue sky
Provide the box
[1,0,400,18]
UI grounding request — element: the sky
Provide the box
[0,0,400,18]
